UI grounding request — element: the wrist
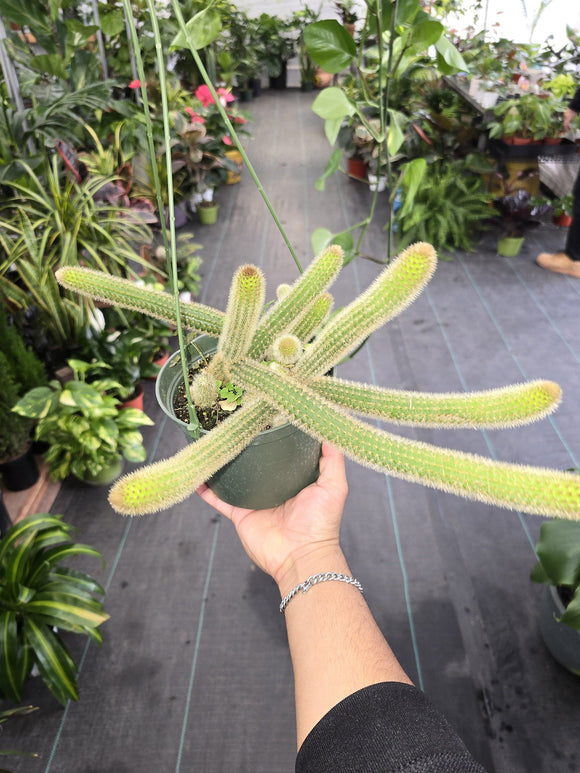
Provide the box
[275,542,349,600]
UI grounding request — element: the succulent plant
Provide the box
[56,242,580,520]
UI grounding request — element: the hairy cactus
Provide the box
[57,242,580,520]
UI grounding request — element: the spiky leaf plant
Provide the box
[56,241,580,521]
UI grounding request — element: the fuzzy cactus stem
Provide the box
[56,266,224,335]
[231,359,580,520]
[109,399,272,515]
[248,245,343,359]
[308,377,562,429]
[216,265,265,366]
[290,292,334,343]
[296,242,437,379]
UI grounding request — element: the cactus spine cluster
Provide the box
[56,242,580,520]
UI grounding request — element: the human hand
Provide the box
[564,107,578,132]
[196,444,348,589]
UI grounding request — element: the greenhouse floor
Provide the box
[3,89,580,773]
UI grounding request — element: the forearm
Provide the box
[278,546,412,749]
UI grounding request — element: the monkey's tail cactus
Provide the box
[57,243,580,520]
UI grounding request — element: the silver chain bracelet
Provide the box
[279,572,363,614]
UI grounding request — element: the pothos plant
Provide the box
[55,0,580,523]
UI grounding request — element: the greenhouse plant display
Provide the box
[47,0,580,522]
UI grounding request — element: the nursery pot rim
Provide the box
[156,341,304,445]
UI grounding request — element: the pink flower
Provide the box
[185,107,205,123]
[128,79,143,89]
[195,84,214,106]
[217,88,234,104]
[223,135,232,146]
[234,115,248,125]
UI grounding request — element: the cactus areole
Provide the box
[55,243,580,520]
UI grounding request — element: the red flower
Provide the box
[185,107,205,123]
[234,115,248,124]
[223,135,232,146]
[128,79,143,89]
[195,84,214,106]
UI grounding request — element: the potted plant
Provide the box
[552,193,574,227]
[255,13,296,90]
[334,0,358,34]
[55,245,580,520]
[531,517,580,674]
[0,309,48,491]
[0,512,108,704]
[12,360,153,485]
[293,6,320,91]
[492,188,551,257]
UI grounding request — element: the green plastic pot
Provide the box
[198,204,218,225]
[497,236,524,257]
[156,337,322,509]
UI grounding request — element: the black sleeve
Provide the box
[295,682,488,773]
[569,87,580,113]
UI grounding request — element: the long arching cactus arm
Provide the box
[296,242,437,379]
[56,266,225,335]
[308,376,562,429]
[230,360,580,520]
[248,245,343,359]
[108,400,272,515]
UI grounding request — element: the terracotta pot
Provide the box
[348,157,367,180]
[146,350,170,381]
[543,137,562,146]
[120,383,144,411]
[553,213,573,227]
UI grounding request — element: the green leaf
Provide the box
[23,619,78,704]
[27,593,109,629]
[311,227,333,255]
[312,88,355,120]
[533,519,580,586]
[0,514,66,566]
[29,54,68,80]
[324,116,343,146]
[170,8,221,51]
[434,35,468,75]
[99,10,125,37]
[303,20,356,73]
[315,148,342,192]
[398,158,427,217]
[560,587,580,631]
[59,381,103,411]
[408,19,444,51]
[12,386,57,419]
[387,109,408,156]
[0,611,24,702]
[4,529,37,588]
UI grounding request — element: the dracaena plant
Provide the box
[56,242,580,521]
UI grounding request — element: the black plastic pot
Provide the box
[0,491,12,538]
[0,446,39,492]
[269,61,288,90]
[156,337,322,509]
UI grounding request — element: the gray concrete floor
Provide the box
[2,89,580,773]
